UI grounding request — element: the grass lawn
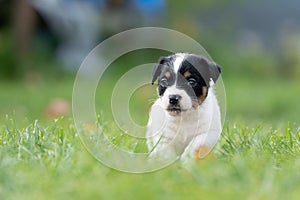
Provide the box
[0,73,300,200]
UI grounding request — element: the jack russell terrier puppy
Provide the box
[146,53,222,163]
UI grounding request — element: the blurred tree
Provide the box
[13,0,37,58]
[0,0,11,27]
[0,1,16,78]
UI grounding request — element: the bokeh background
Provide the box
[0,0,300,124]
[1,1,300,199]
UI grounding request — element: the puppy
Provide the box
[146,53,222,163]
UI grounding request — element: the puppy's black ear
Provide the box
[151,63,162,84]
[152,57,167,84]
[186,54,221,85]
[209,62,221,83]
[196,56,221,84]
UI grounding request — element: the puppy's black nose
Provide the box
[169,95,181,105]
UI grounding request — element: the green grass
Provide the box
[0,70,300,199]
[2,2,300,198]
[1,117,300,200]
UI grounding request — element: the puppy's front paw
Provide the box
[194,145,211,161]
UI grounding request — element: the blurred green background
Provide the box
[1,0,300,125]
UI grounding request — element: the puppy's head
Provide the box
[152,53,221,116]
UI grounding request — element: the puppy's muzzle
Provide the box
[169,95,181,105]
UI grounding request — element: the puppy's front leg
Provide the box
[180,133,211,164]
[148,134,187,160]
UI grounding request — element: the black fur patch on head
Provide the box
[176,54,221,104]
[152,54,221,100]
[152,56,175,85]
[152,55,176,96]
[184,54,221,85]
[177,59,208,98]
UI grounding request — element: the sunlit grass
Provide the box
[0,65,300,199]
[1,116,300,200]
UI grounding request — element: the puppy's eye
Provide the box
[159,78,168,87]
[187,78,197,87]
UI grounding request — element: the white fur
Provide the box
[146,55,222,163]
[173,54,185,74]
[160,85,193,111]
[146,89,221,162]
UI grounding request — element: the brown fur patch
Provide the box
[197,86,207,105]
[165,71,171,78]
[194,145,210,160]
[183,71,191,78]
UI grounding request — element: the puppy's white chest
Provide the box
[146,91,220,161]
